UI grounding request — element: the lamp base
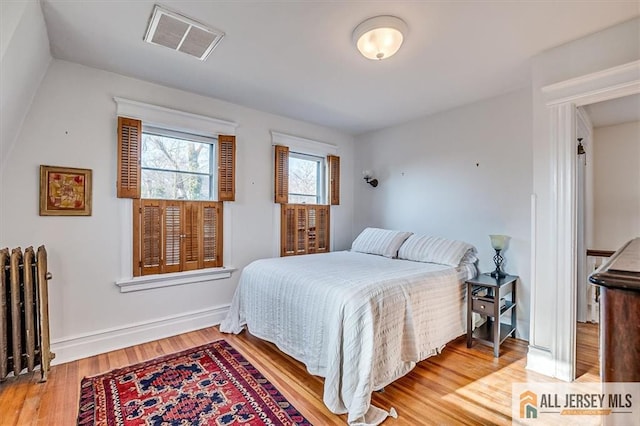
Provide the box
[490,270,507,279]
[491,249,506,279]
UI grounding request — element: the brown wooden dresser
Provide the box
[589,237,640,382]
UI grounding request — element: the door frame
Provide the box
[575,107,593,323]
[541,60,640,382]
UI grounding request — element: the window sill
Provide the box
[115,267,235,293]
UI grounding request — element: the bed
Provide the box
[220,229,478,425]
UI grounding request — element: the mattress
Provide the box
[220,251,475,425]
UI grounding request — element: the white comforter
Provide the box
[220,251,473,425]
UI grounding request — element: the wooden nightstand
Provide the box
[466,273,518,357]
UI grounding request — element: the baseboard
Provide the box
[50,304,230,365]
[526,344,556,377]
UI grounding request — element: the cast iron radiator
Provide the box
[0,246,54,382]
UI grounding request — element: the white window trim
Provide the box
[114,98,236,291]
[271,131,338,156]
[116,267,236,293]
[114,97,237,137]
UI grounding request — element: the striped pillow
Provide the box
[351,228,413,258]
[398,234,476,266]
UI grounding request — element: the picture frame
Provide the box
[39,165,92,216]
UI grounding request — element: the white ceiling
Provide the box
[41,1,639,135]
[584,93,640,128]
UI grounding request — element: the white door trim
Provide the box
[540,60,640,382]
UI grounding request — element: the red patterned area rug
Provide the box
[77,339,311,425]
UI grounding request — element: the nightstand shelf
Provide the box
[472,321,515,347]
[466,273,518,357]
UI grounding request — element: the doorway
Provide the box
[575,93,640,379]
[541,59,640,382]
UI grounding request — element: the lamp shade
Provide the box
[353,16,407,60]
[489,234,510,250]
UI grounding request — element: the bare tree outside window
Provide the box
[141,133,213,200]
[289,153,324,204]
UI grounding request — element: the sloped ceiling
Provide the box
[0,0,51,172]
[35,1,640,134]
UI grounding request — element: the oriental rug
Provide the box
[77,339,311,425]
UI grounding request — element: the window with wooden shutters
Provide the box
[117,117,142,199]
[117,117,236,204]
[133,199,222,276]
[274,139,336,257]
[117,116,235,276]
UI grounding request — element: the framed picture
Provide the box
[39,165,92,216]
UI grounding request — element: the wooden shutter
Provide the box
[218,135,235,201]
[135,200,222,275]
[117,117,141,199]
[163,201,181,273]
[274,145,289,204]
[183,202,202,271]
[307,206,317,253]
[281,204,296,256]
[316,205,330,253]
[203,202,222,268]
[295,205,308,255]
[280,204,330,257]
[328,155,340,205]
[133,199,162,276]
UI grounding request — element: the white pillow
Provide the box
[397,234,476,266]
[460,249,479,265]
[351,228,413,258]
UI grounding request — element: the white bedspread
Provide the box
[220,251,472,425]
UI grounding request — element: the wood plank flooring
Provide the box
[0,325,599,425]
[576,321,599,381]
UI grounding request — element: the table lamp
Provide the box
[489,234,510,278]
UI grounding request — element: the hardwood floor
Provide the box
[576,321,600,381]
[0,326,599,425]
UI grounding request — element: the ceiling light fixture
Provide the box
[353,15,408,61]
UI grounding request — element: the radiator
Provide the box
[0,246,54,382]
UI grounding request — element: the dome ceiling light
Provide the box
[352,15,408,60]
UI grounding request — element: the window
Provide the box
[141,127,216,200]
[273,142,340,257]
[288,152,325,204]
[117,116,235,277]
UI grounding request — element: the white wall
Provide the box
[0,59,355,363]
[593,121,640,250]
[529,18,639,370]
[0,0,51,173]
[354,88,532,339]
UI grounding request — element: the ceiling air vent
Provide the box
[144,5,224,61]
